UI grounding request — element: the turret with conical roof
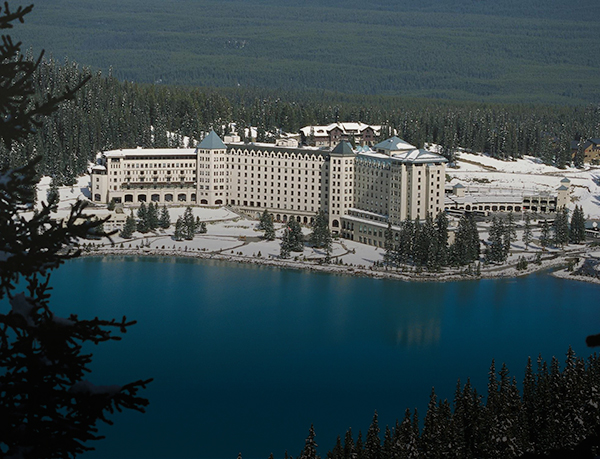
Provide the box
[198,130,227,150]
[327,141,356,232]
[556,177,571,209]
[196,130,228,207]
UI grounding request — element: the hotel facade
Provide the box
[91,131,447,246]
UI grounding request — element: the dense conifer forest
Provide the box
[2,57,599,185]
[12,0,600,105]
[305,349,600,459]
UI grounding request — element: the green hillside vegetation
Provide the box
[12,0,600,105]
[1,57,599,184]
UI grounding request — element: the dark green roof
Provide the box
[198,130,226,150]
[331,141,354,155]
[373,136,415,152]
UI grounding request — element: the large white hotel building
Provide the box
[91,131,447,247]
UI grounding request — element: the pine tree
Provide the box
[364,411,380,459]
[383,222,395,266]
[46,176,59,205]
[539,219,551,249]
[522,212,533,250]
[0,6,151,457]
[287,217,304,252]
[182,206,196,240]
[450,213,480,266]
[159,205,171,229]
[136,202,149,233]
[300,425,319,459]
[258,209,270,230]
[329,436,343,459]
[147,202,159,231]
[397,218,414,265]
[552,207,570,247]
[120,211,137,239]
[506,212,517,244]
[342,429,354,459]
[486,216,508,263]
[569,205,586,244]
[174,216,184,241]
[310,210,332,251]
[259,209,275,240]
[280,227,291,259]
[434,211,449,266]
[381,426,392,459]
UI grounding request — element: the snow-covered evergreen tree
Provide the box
[569,205,586,244]
[300,424,320,459]
[183,206,196,240]
[450,213,480,266]
[522,212,533,250]
[174,216,184,241]
[120,211,137,239]
[159,205,171,229]
[147,202,159,231]
[136,202,149,233]
[486,216,508,263]
[539,219,551,249]
[287,216,304,252]
[280,227,292,259]
[383,222,395,266]
[0,6,151,456]
[552,207,570,247]
[364,411,380,459]
[310,210,332,250]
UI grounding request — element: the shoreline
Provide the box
[77,246,589,283]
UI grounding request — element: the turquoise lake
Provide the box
[45,257,599,459]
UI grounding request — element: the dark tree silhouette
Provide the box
[0,4,151,458]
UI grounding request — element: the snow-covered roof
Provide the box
[373,136,416,152]
[392,149,447,164]
[300,122,381,137]
[91,165,106,171]
[198,130,227,150]
[446,195,525,205]
[104,148,196,158]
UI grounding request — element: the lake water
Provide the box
[45,257,599,459]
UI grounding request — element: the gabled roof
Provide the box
[300,122,382,137]
[374,136,416,152]
[392,149,448,164]
[331,141,355,155]
[590,138,600,145]
[557,185,569,191]
[198,130,226,150]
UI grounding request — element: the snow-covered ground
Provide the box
[447,151,600,219]
[31,154,600,282]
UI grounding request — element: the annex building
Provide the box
[91,131,447,246]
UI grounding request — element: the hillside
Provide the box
[13,0,600,105]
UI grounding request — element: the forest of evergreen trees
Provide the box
[2,57,599,185]
[288,349,600,459]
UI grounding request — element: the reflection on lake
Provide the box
[44,257,599,459]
